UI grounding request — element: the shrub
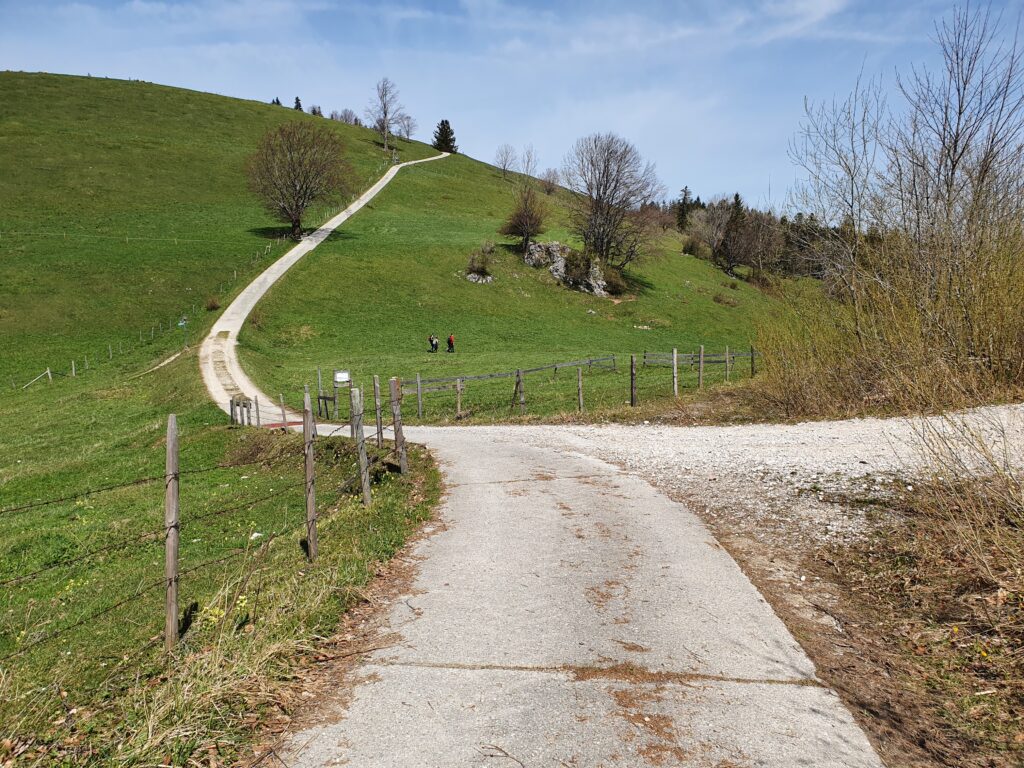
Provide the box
[467,241,494,277]
[205,296,220,311]
[563,249,593,286]
[602,264,627,296]
[713,292,738,307]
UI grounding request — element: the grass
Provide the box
[0,71,436,381]
[0,73,442,764]
[238,152,788,422]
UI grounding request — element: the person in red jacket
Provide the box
[447,334,455,353]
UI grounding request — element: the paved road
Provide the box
[195,150,884,765]
[281,426,883,767]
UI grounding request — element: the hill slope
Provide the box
[238,152,788,420]
[0,71,435,379]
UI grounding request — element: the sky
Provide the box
[2,0,1022,206]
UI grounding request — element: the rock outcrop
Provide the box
[523,241,608,297]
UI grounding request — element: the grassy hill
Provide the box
[0,73,440,763]
[0,71,436,380]
[239,151,788,421]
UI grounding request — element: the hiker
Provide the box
[447,334,455,353]
[428,334,438,353]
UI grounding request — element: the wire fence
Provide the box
[0,384,407,715]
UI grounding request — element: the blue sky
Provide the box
[2,1,1021,205]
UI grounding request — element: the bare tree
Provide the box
[365,77,405,152]
[540,167,559,194]
[330,108,360,126]
[519,144,538,178]
[246,122,352,240]
[561,132,663,270]
[397,113,417,140]
[494,144,517,179]
[500,180,547,253]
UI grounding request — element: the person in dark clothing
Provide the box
[447,334,455,353]
[428,334,439,353]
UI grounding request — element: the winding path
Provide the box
[197,154,889,766]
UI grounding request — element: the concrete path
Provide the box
[198,151,448,415]
[280,426,883,767]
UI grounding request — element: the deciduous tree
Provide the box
[247,122,352,240]
[365,77,406,152]
[495,144,517,179]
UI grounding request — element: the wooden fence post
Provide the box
[46,367,52,383]
[515,369,526,415]
[456,378,463,419]
[230,397,237,425]
[254,396,261,427]
[630,354,637,407]
[108,343,112,360]
[389,377,408,474]
[725,345,731,382]
[373,375,384,448]
[416,373,423,420]
[317,366,322,397]
[164,414,180,653]
[577,367,584,413]
[751,345,756,377]
[672,348,679,398]
[279,394,287,432]
[303,388,318,561]
[698,345,705,389]
[351,388,371,507]
[71,360,76,377]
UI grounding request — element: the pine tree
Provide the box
[717,193,747,275]
[677,186,694,230]
[432,119,458,153]
[293,97,303,111]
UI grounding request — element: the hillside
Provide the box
[239,151,789,420]
[0,71,435,380]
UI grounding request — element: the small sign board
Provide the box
[333,369,351,386]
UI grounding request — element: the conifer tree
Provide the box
[432,119,458,153]
[293,97,303,111]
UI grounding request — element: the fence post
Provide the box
[630,354,637,407]
[515,369,526,415]
[254,396,261,427]
[456,378,463,419]
[303,389,318,561]
[725,345,730,382]
[71,360,76,377]
[751,345,756,377]
[698,346,705,389]
[351,388,372,507]
[373,375,384,448]
[46,367,52,383]
[672,348,679,398]
[164,414,180,653]
[317,367,322,397]
[279,394,287,432]
[389,377,408,474]
[416,373,423,419]
[108,343,112,360]
[577,367,584,413]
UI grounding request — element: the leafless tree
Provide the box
[246,122,352,240]
[561,132,663,270]
[500,178,547,253]
[518,144,538,178]
[397,113,417,140]
[365,77,406,152]
[540,167,559,194]
[331,108,360,126]
[494,144,517,179]
[785,3,1024,390]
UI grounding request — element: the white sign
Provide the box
[333,370,350,386]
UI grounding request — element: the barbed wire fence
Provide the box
[0,382,408,711]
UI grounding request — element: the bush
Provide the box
[467,241,494,277]
[602,264,627,296]
[563,249,593,286]
[712,291,738,307]
[205,296,220,311]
